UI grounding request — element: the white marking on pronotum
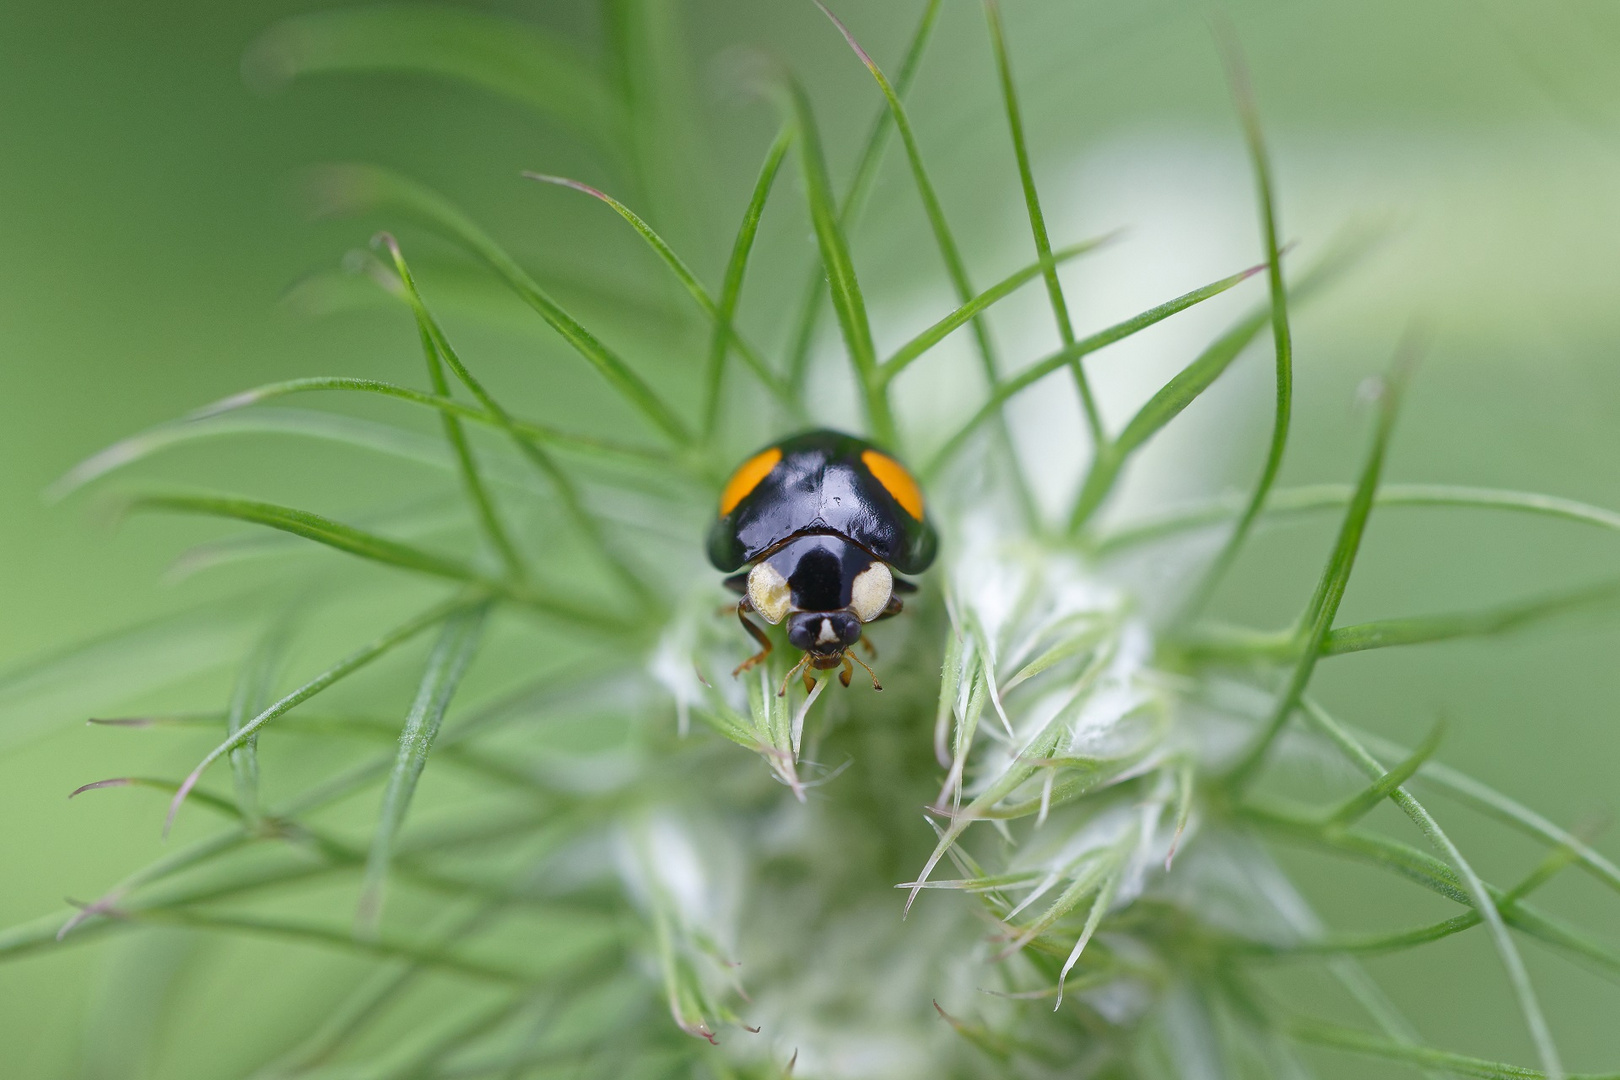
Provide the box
[747,561,791,624]
[849,561,893,622]
[816,619,838,645]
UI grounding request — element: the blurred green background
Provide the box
[5,0,1620,1074]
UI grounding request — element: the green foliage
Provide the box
[11,3,1620,1078]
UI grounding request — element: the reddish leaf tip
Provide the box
[69,778,130,799]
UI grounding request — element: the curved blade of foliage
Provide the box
[304,164,691,444]
[523,173,791,410]
[1323,719,1444,826]
[883,236,1115,380]
[1322,579,1620,656]
[136,908,535,986]
[226,611,299,820]
[244,5,625,147]
[816,0,1042,524]
[1288,1019,1577,1080]
[358,602,490,933]
[1224,346,1411,791]
[1184,579,1620,664]
[1068,226,1381,532]
[925,263,1264,477]
[1181,31,1294,605]
[1302,699,1565,1079]
[183,377,666,466]
[0,602,254,753]
[704,125,794,439]
[164,595,474,834]
[982,0,1101,445]
[379,235,656,607]
[399,272,529,584]
[130,493,489,585]
[782,77,893,446]
[50,410,444,501]
[785,0,942,393]
[1096,482,1620,556]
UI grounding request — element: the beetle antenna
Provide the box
[849,651,883,692]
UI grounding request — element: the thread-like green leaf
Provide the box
[1224,345,1411,791]
[782,77,894,446]
[1288,1019,1605,1080]
[1183,31,1294,608]
[225,613,298,820]
[134,908,535,985]
[524,173,791,412]
[304,164,691,444]
[1302,699,1565,1079]
[51,409,464,502]
[1066,222,1385,532]
[881,237,1115,380]
[401,270,529,584]
[816,0,1042,523]
[357,602,490,933]
[1095,483,1620,557]
[704,126,794,438]
[1322,581,1620,656]
[244,5,625,147]
[181,377,667,467]
[1322,719,1444,827]
[1352,727,1620,900]
[981,0,1102,445]
[784,0,942,393]
[130,493,489,586]
[163,596,473,834]
[380,236,655,607]
[925,264,1263,477]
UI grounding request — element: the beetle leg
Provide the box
[858,636,878,660]
[839,655,853,688]
[803,670,817,694]
[866,595,905,624]
[777,652,810,697]
[732,598,773,677]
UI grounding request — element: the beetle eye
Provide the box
[747,561,792,624]
[848,562,893,623]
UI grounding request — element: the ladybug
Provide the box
[708,429,938,692]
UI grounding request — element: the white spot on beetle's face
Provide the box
[849,561,893,623]
[816,618,838,645]
[747,561,791,624]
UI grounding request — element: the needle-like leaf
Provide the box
[704,125,795,438]
[781,76,894,446]
[784,0,942,394]
[163,595,474,834]
[816,0,1042,523]
[523,173,792,410]
[1095,483,1620,557]
[304,164,692,444]
[1182,29,1294,610]
[379,236,656,607]
[982,0,1102,447]
[357,602,490,934]
[1302,699,1565,1079]
[1223,339,1414,791]
[244,6,625,148]
[882,236,1116,381]
[925,263,1264,477]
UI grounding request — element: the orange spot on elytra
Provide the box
[719,447,782,516]
[861,449,924,519]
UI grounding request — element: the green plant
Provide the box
[8,2,1620,1077]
